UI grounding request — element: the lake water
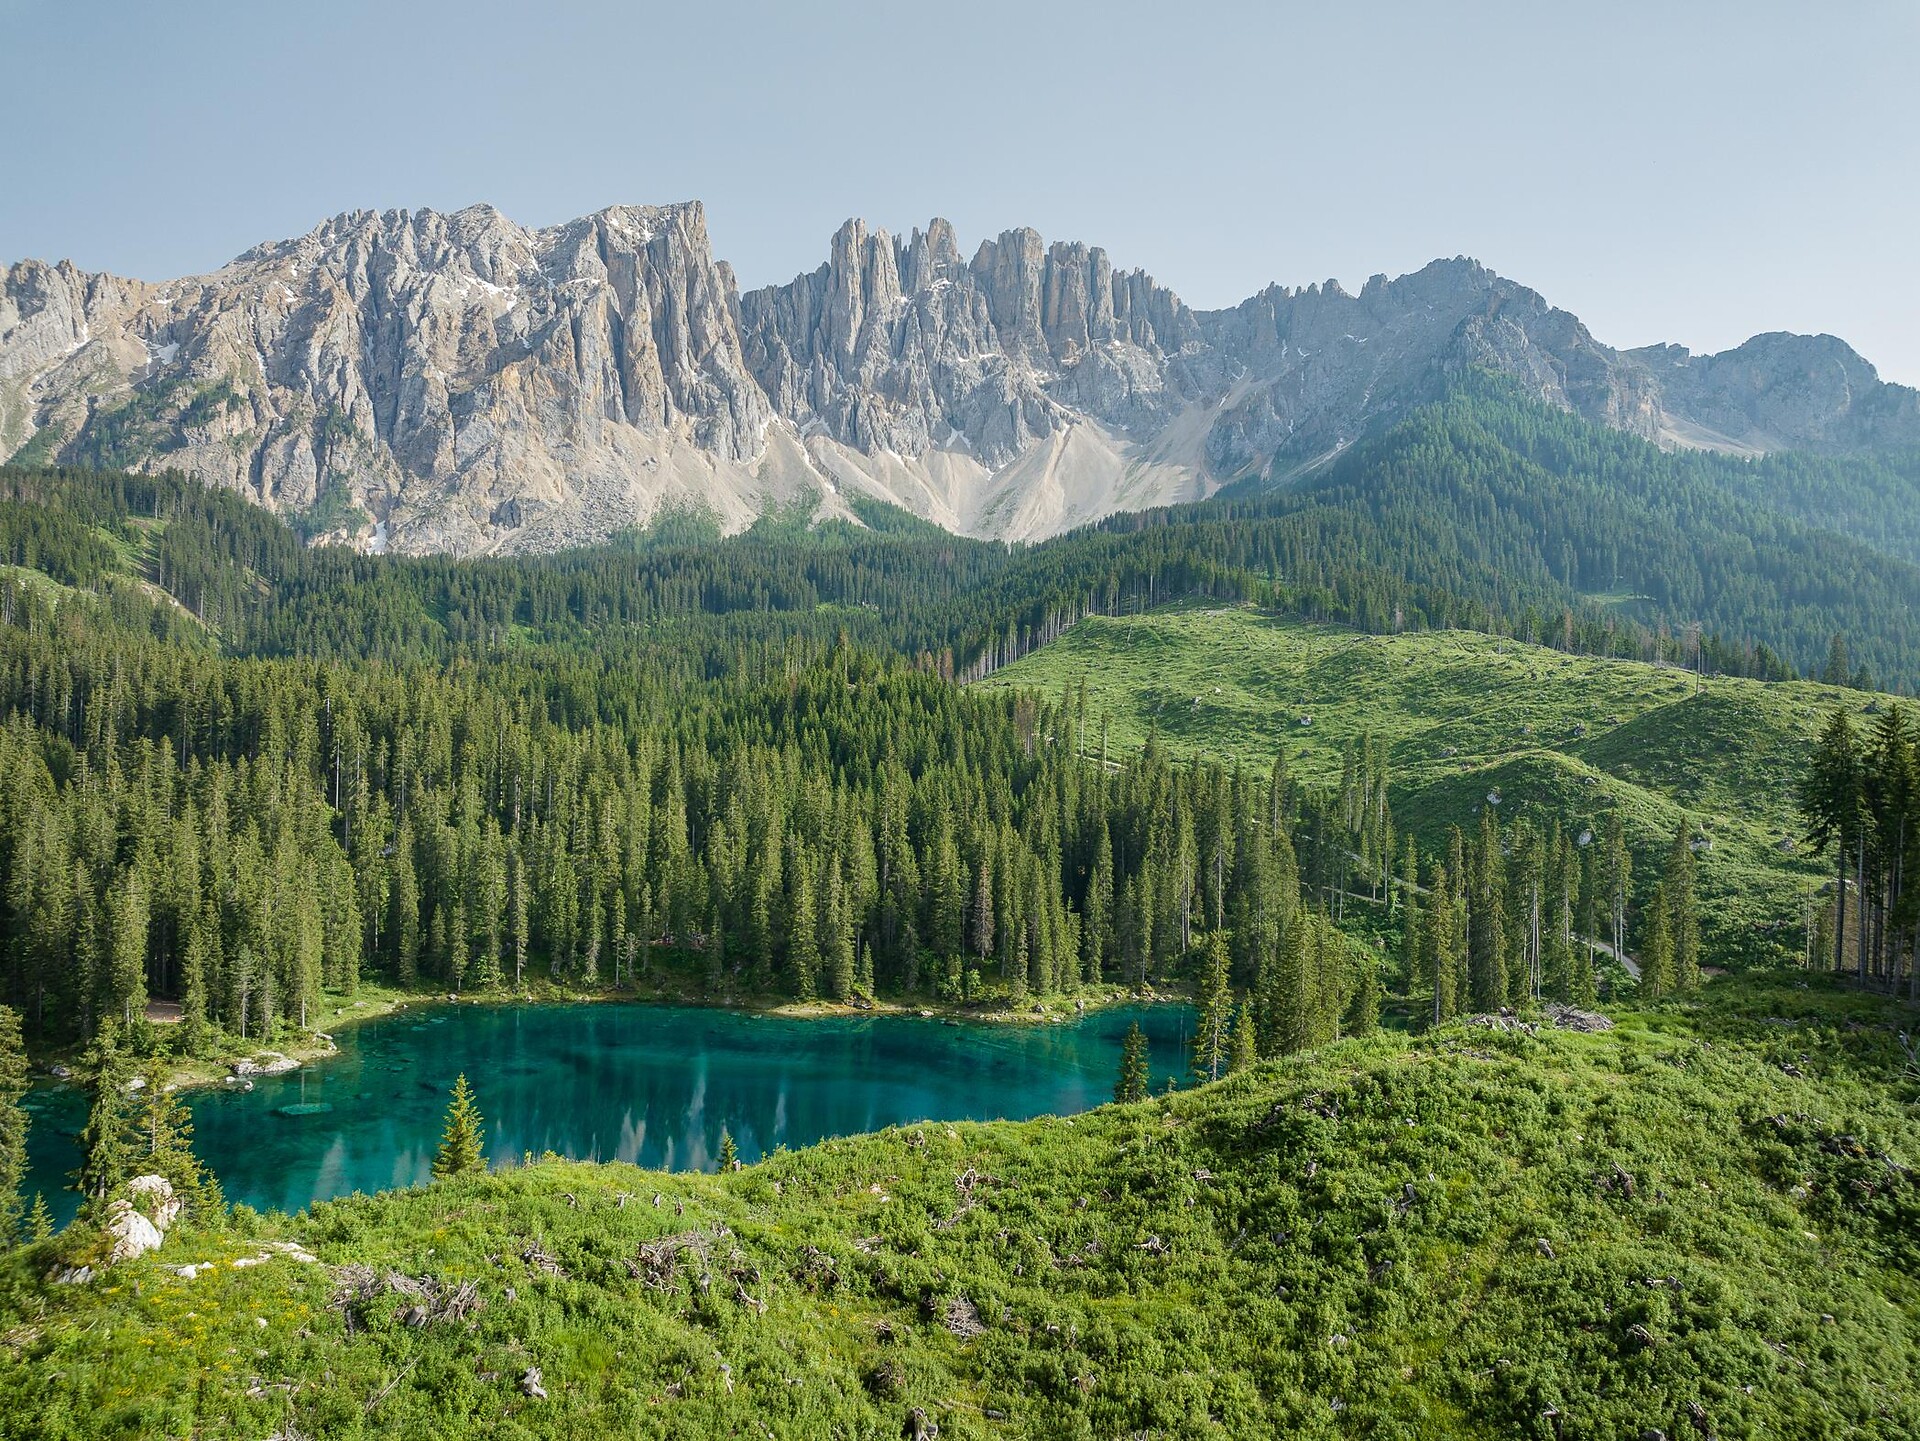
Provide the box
[24,1002,1192,1224]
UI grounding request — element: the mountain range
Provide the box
[4,200,1918,555]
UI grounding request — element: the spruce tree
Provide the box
[1822,633,1853,687]
[432,1074,487,1179]
[1569,903,1600,1007]
[1113,1022,1150,1103]
[1543,890,1576,1003]
[1083,823,1113,984]
[717,1128,739,1172]
[1347,959,1381,1036]
[25,1192,53,1243]
[134,1055,215,1209]
[971,855,996,969]
[788,863,819,1002]
[177,903,214,1057]
[931,826,965,963]
[106,868,150,1031]
[1190,931,1233,1082]
[826,869,856,1001]
[1603,813,1633,970]
[1273,911,1315,1055]
[1468,812,1508,1012]
[75,1021,137,1203]
[1230,999,1258,1073]
[1640,884,1676,998]
[1397,835,1421,995]
[1447,827,1471,1010]
[1665,824,1701,991]
[1426,859,1459,1024]
[0,1007,26,1244]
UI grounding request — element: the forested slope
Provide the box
[7,372,1920,690]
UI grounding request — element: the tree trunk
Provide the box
[1836,844,1849,976]
[1857,843,1869,985]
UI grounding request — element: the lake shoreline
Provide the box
[35,978,1195,1096]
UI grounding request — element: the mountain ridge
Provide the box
[4,200,1917,555]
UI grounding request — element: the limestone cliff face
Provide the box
[1626,333,1920,453]
[2,203,774,553]
[3,203,1914,554]
[736,220,1202,469]
[1189,259,1667,476]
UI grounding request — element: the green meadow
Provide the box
[7,977,1915,1439]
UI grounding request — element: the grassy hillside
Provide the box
[4,977,1915,1439]
[980,604,1870,966]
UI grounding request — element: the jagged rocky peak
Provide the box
[1184,254,1665,476]
[1,199,777,553]
[737,216,1202,465]
[4,201,1917,555]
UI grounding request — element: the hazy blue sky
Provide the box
[3,0,1914,380]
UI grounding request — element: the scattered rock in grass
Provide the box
[104,1203,165,1265]
[231,1051,298,1078]
[1543,1004,1613,1033]
[519,1366,546,1400]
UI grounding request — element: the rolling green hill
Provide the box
[6,978,1915,1439]
[980,604,1870,967]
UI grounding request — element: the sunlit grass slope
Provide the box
[5,977,1915,1439]
[981,604,1877,965]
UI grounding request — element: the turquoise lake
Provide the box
[24,1002,1193,1223]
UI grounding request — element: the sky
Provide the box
[2,0,1915,382]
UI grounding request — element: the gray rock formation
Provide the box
[1626,332,1920,453]
[106,1175,183,1265]
[738,219,1203,466]
[2,203,778,553]
[3,203,1915,554]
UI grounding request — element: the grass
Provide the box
[980,604,1868,967]
[5,975,1915,1439]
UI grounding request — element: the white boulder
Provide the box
[102,1174,184,1263]
[104,1201,165,1263]
[128,1173,184,1230]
